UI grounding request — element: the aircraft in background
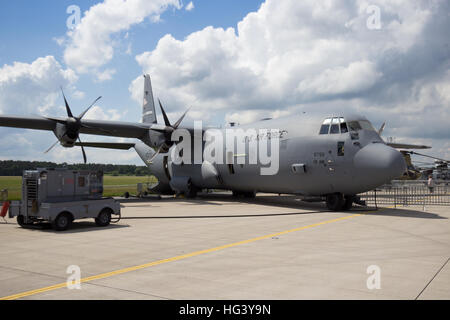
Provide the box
[0,75,436,210]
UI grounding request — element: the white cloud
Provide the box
[132,0,450,158]
[72,90,86,100]
[83,105,125,121]
[95,68,117,82]
[0,55,140,164]
[63,0,182,76]
[0,56,77,115]
[185,1,194,11]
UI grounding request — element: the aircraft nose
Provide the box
[354,143,406,181]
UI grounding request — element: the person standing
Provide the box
[427,175,435,193]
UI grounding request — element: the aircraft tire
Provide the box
[232,191,255,198]
[185,187,198,199]
[326,193,344,211]
[243,191,256,199]
[342,196,354,211]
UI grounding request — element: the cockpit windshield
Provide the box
[319,117,348,135]
[319,118,375,135]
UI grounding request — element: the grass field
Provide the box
[0,175,158,201]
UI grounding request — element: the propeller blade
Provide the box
[158,99,171,127]
[173,107,191,129]
[147,146,162,164]
[78,96,102,120]
[45,140,60,154]
[378,122,386,136]
[78,137,87,164]
[60,87,74,118]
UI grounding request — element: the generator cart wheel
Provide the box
[17,215,31,228]
[95,208,112,227]
[52,212,73,231]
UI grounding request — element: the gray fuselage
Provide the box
[135,113,406,197]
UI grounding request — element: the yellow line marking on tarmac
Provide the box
[1,210,376,300]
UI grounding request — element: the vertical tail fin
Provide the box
[142,74,157,124]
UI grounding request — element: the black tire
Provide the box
[52,212,73,231]
[326,193,344,211]
[342,196,354,211]
[243,191,256,199]
[95,208,112,227]
[17,215,29,228]
[185,187,198,199]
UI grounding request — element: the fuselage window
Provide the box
[340,122,348,133]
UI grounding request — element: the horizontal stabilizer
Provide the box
[74,142,135,150]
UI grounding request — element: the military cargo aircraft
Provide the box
[0,75,431,210]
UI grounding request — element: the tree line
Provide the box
[0,160,151,176]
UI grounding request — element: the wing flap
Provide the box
[79,120,150,139]
[74,142,135,150]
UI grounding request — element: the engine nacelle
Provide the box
[140,129,174,153]
[53,122,78,148]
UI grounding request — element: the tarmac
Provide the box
[0,193,449,300]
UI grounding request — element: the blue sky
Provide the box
[0,0,264,127]
[0,0,449,165]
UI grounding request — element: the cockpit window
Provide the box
[319,118,331,135]
[320,117,349,135]
[348,120,375,132]
[347,121,362,131]
[330,118,340,134]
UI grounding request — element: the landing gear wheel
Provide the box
[95,209,112,227]
[326,193,344,211]
[232,191,256,199]
[52,212,72,231]
[343,196,354,211]
[185,187,198,199]
[243,191,256,199]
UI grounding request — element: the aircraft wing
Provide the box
[0,115,56,131]
[387,142,431,150]
[78,119,150,138]
[74,142,135,150]
[0,115,151,139]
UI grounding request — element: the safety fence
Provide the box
[359,184,450,207]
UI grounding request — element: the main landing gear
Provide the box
[232,190,256,199]
[326,193,355,211]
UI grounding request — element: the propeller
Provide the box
[152,99,190,155]
[45,88,102,164]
